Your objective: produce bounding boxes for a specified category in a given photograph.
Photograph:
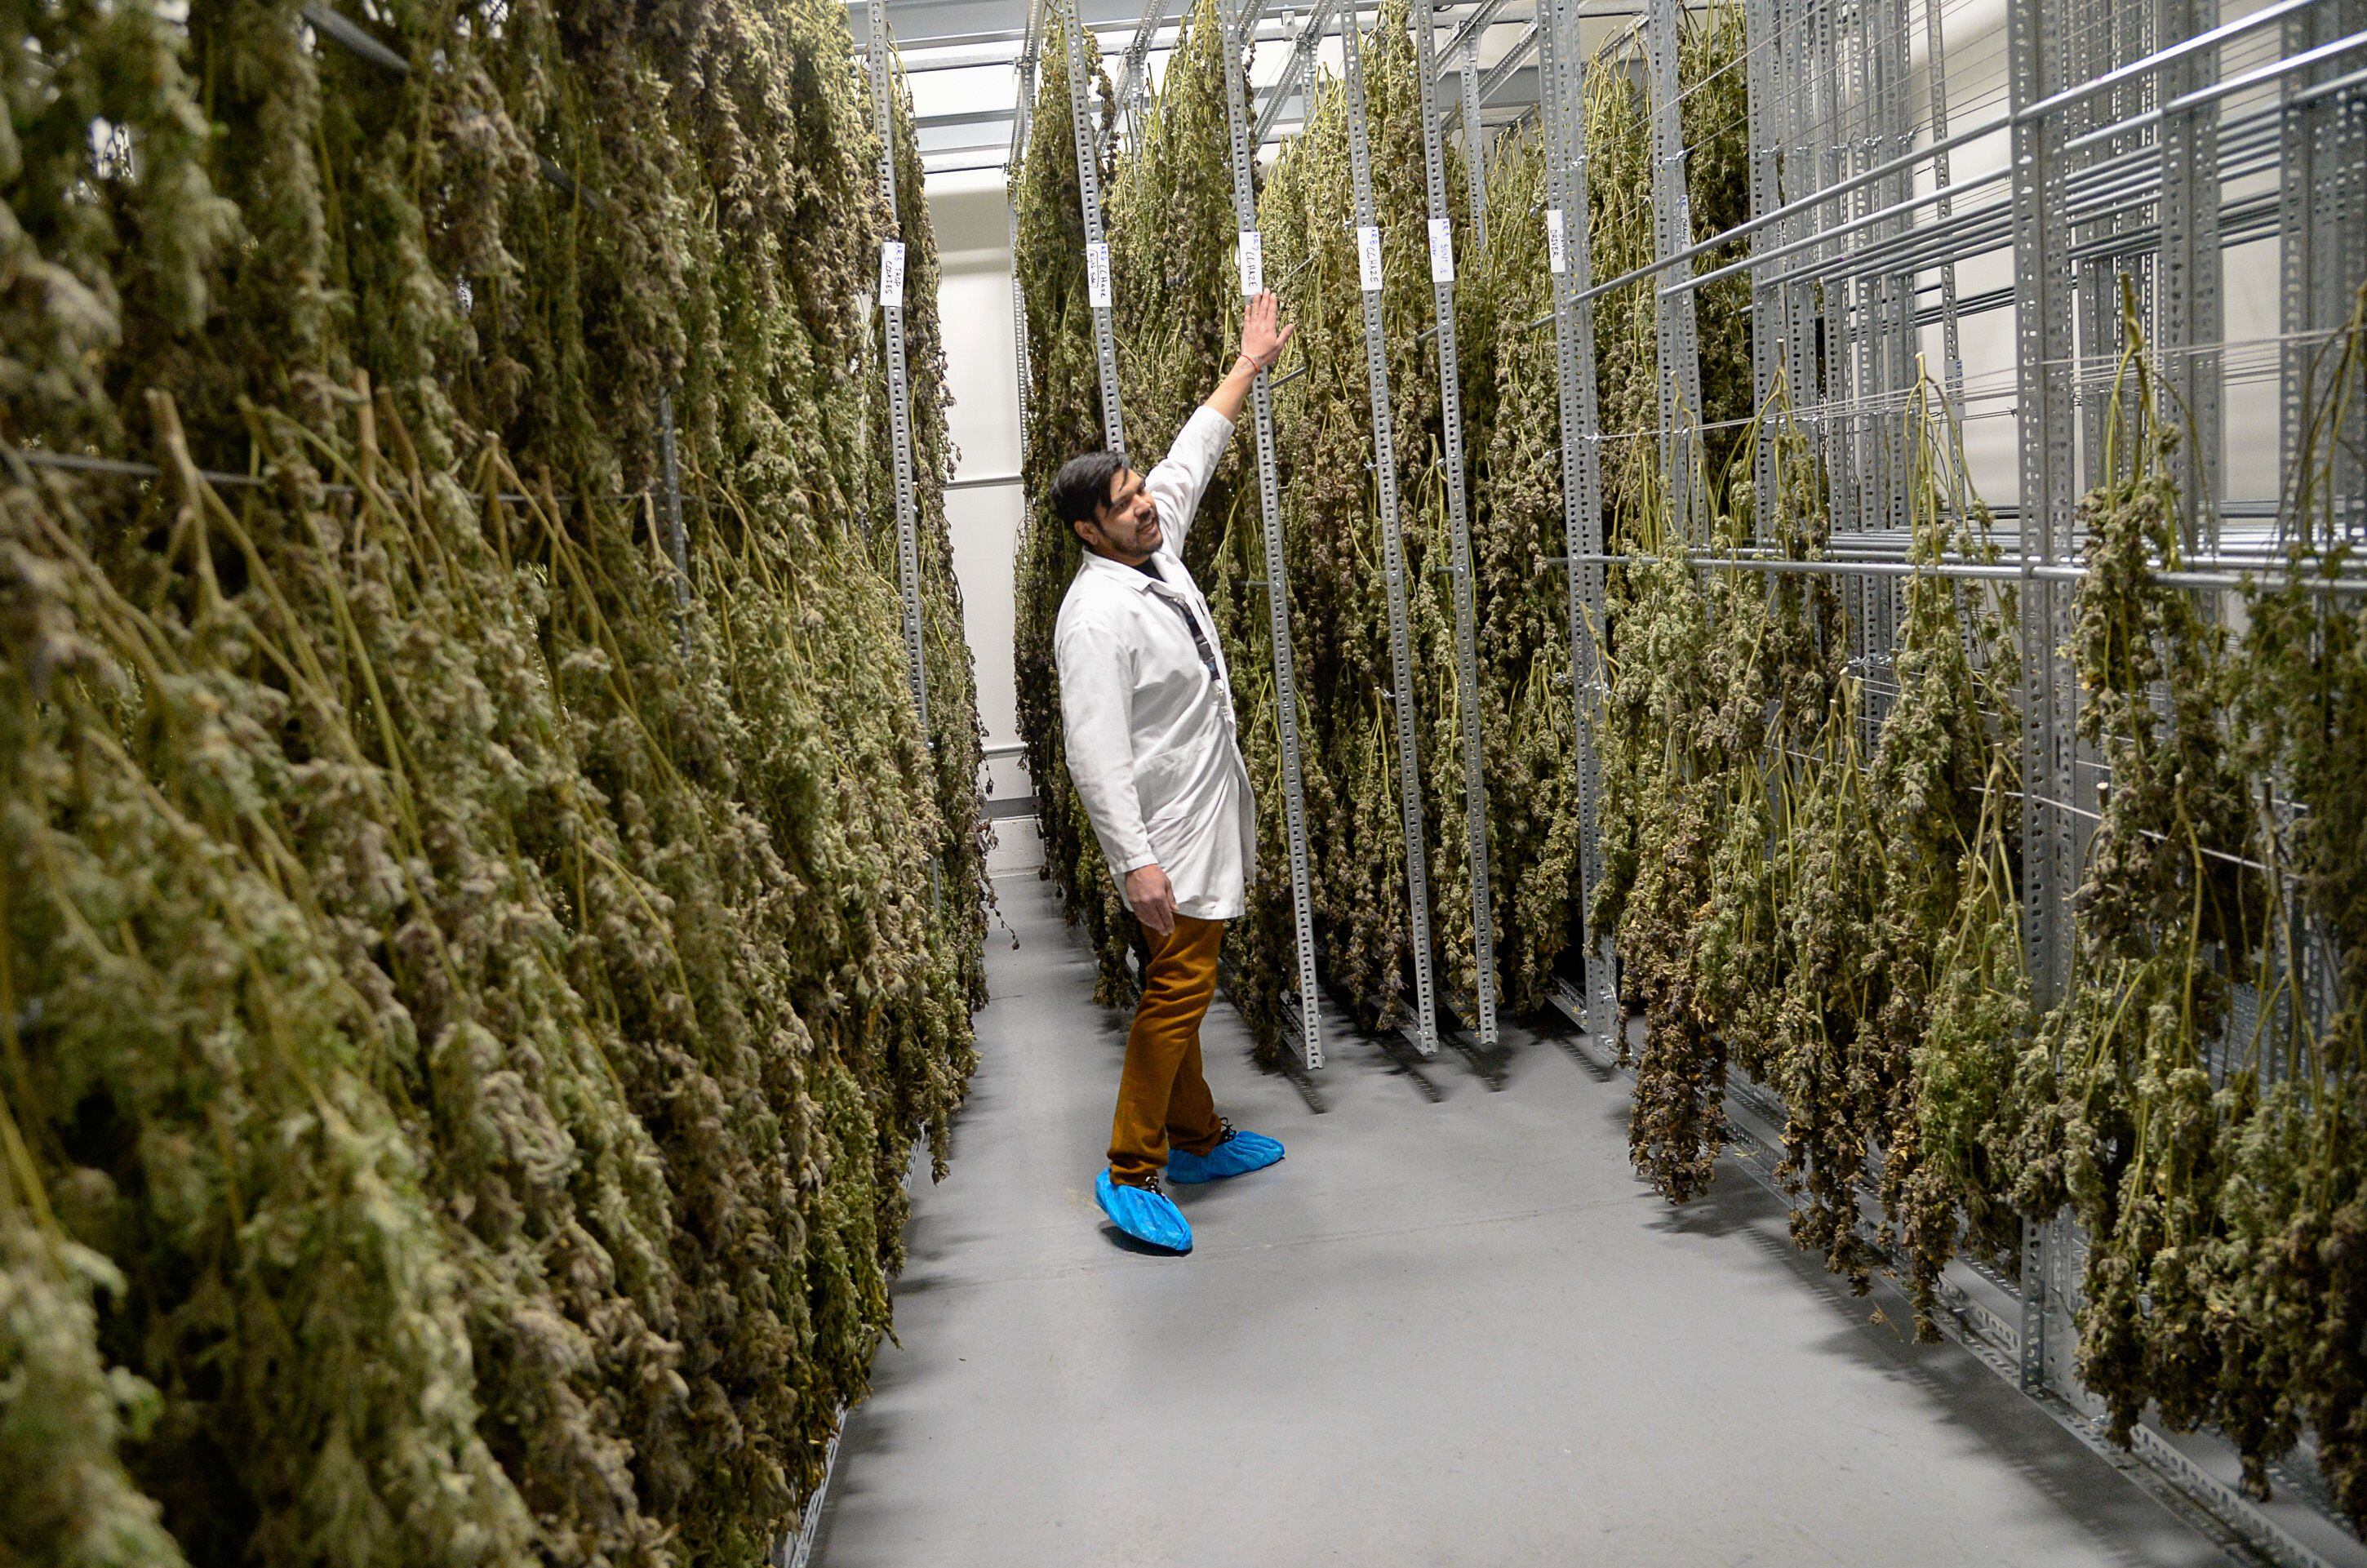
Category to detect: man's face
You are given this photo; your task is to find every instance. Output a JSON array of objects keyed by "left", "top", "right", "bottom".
[{"left": 1079, "top": 469, "right": 1161, "bottom": 562}]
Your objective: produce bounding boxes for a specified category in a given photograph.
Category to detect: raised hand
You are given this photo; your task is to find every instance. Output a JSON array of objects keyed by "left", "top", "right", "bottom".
[{"left": 1241, "top": 290, "right": 1297, "bottom": 371}]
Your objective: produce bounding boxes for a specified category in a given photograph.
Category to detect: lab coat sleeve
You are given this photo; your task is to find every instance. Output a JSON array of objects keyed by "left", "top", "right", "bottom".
[
  {"left": 1056, "top": 615, "right": 1159, "bottom": 878},
  {"left": 1142, "top": 404, "right": 1237, "bottom": 560}
]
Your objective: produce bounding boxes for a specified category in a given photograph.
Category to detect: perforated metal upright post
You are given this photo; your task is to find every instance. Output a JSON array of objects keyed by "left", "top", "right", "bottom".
[
  {"left": 1104, "top": 0, "right": 1172, "bottom": 158},
  {"left": 2069, "top": 0, "right": 2116, "bottom": 500},
  {"left": 1255, "top": 0, "right": 1341, "bottom": 145},
  {"left": 1742, "top": 0, "right": 1783, "bottom": 533},
  {"left": 1838, "top": 0, "right": 1880, "bottom": 712},
  {"left": 1062, "top": 0, "right": 1130, "bottom": 460},
  {"left": 1924, "top": 0, "right": 1965, "bottom": 406},
  {"left": 1813, "top": 0, "right": 1859, "bottom": 541},
  {"left": 657, "top": 389, "right": 693, "bottom": 655},
  {"left": 1010, "top": 187, "right": 1033, "bottom": 456},
  {"left": 2008, "top": 0, "right": 2076, "bottom": 1397},
  {"left": 1459, "top": 40, "right": 1490, "bottom": 255},
  {"left": 1219, "top": 0, "right": 1324, "bottom": 1072},
  {"left": 1846, "top": 0, "right": 1881, "bottom": 540},
  {"left": 1878, "top": 0, "right": 1916, "bottom": 690},
  {"left": 870, "top": 11, "right": 930, "bottom": 734},
  {"left": 1543, "top": 0, "right": 1617, "bottom": 1058},
  {"left": 1645, "top": 0, "right": 1707, "bottom": 535},
  {"left": 1341, "top": 2, "right": 1441, "bottom": 1056},
  {"left": 1876, "top": 0, "right": 1916, "bottom": 534},
  {"left": 1412, "top": 0, "right": 1500, "bottom": 1045},
  {"left": 1012, "top": 7, "right": 1043, "bottom": 469},
  {"left": 1871, "top": 0, "right": 1915, "bottom": 589},
  {"left": 2277, "top": 0, "right": 2367, "bottom": 545},
  {"left": 1779, "top": 0, "right": 1823, "bottom": 443},
  {"left": 2156, "top": 0, "right": 2221, "bottom": 554}
]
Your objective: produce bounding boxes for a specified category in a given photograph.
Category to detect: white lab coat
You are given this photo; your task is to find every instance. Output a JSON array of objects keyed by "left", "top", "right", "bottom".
[{"left": 1055, "top": 406, "right": 1256, "bottom": 921}]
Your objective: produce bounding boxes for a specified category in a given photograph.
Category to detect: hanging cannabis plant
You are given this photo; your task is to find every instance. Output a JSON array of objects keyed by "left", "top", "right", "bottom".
[
  {"left": 1256, "top": 0, "right": 1447, "bottom": 1037},
  {"left": 1111, "top": 0, "right": 1244, "bottom": 589},
  {"left": 1580, "top": 5, "right": 1752, "bottom": 530},
  {"left": 2215, "top": 286, "right": 2367, "bottom": 1521},
  {"left": 1459, "top": 128, "right": 1588, "bottom": 1016},
  {"left": 1, "top": 4, "right": 980, "bottom": 1566},
  {"left": 2005, "top": 304, "right": 2261, "bottom": 1450},
  {"left": 1867, "top": 384, "right": 2028, "bottom": 1334},
  {"left": 1592, "top": 362, "right": 1833, "bottom": 1208}
]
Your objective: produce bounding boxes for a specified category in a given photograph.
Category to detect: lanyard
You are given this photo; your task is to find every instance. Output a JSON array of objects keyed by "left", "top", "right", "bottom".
[{"left": 1135, "top": 560, "right": 1223, "bottom": 686}]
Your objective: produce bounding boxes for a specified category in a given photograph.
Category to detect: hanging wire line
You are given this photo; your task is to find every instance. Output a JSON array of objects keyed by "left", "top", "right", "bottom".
[{"left": 2, "top": 442, "right": 645, "bottom": 510}]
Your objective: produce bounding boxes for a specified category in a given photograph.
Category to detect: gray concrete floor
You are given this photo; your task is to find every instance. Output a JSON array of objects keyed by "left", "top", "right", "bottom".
[{"left": 811, "top": 871, "right": 2227, "bottom": 1568}]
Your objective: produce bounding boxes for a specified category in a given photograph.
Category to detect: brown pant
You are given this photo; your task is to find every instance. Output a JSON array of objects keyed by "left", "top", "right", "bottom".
[{"left": 1108, "top": 914, "right": 1227, "bottom": 1186}]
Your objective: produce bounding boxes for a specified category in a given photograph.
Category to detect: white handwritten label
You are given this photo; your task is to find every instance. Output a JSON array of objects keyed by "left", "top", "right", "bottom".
[
  {"left": 1357, "top": 224, "right": 1383, "bottom": 292},
  {"left": 1546, "top": 209, "right": 1568, "bottom": 275},
  {"left": 1237, "top": 230, "right": 1264, "bottom": 295},
  {"left": 1086, "top": 240, "right": 1112, "bottom": 308},
  {"left": 1427, "top": 217, "right": 1455, "bottom": 283},
  {"left": 879, "top": 242, "right": 907, "bottom": 308}
]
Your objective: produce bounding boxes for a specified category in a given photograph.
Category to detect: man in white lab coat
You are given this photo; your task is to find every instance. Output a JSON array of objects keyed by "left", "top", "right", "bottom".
[{"left": 1051, "top": 291, "right": 1296, "bottom": 1255}]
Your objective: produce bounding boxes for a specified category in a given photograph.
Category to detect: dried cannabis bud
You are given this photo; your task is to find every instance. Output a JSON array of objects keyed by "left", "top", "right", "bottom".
[{"left": 2, "top": 4, "right": 982, "bottom": 1563}]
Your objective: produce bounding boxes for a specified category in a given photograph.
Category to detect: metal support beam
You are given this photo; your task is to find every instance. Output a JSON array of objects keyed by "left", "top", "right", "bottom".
[
  {"left": 1341, "top": 0, "right": 1442, "bottom": 1056},
  {"left": 1567, "top": 0, "right": 2326, "bottom": 308},
  {"left": 871, "top": 14, "right": 932, "bottom": 735},
  {"left": 1010, "top": 8, "right": 1041, "bottom": 470},
  {"left": 2278, "top": 2, "right": 2367, "bottom": 544},
  {"left": 1061, "top": 0, "right": 1130, "bottom": 458},
  {"left": 1443, "top": 0, "right": 1512, "bottom": 60},
  {"left": 656, "top": 389, "right": 694, "bottom": 660},
  {"left": 1925, "top": 0, "right": 1965, "bottom": 402},
  {"left": 1255, "top": 0, "right": 1343, "bottom": 145},
  {"left": 1220, "top": 0, "right": 1326, "bottom": 1071},
  {"left": 1479, "top": 20, "right": 1540, "bottom": 102},
  {"left": 1414, "top": 0, "right": 1501, "bottom": 1044},
  {"left": 1459, "top": 39, "right": 1490, "bottom": 254},
  {"left": 1541, "top": 0, "right": 1617, "bottom": 1057},
  {"left": 1741, "top": 0, "right": 1782, "bottom": 537},
  {"left": 1102, "top": 0, "right": 1172, "bottom": 157},
  {"left": 2157, "top": 0, "right": 2223, "bottom": 553},
  {"left": 1644, "top": 0, "right": 1706, "bottom": 534},
  {"left": 2008, "top": 0, "right": 2074, "bottom": 1397}
]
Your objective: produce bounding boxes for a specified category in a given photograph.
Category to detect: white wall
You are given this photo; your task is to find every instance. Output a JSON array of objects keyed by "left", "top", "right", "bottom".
[{"left": 926, "top": 167, "right": 1039, "bottom": 870}]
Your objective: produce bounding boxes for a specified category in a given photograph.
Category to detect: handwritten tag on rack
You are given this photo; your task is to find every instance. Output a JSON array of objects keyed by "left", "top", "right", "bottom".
[
  {"left": 1357, "top": 225, "right": 1383, "bottom": 293},
  {"left": 1546, "top": 209, "right": 1568, "bottom": 276},
  {"left": 879, "top": 241, "right": 906, "bottom": 308},
  {"left": 1086, "top": 241, "right": 1112, "bottom": 309},
  {"left": 1428, "top": 218, "right": 1455, "bottom": 284},
  {"left": 1238, "top": 230, "right": 1264, "bottom": 296}
]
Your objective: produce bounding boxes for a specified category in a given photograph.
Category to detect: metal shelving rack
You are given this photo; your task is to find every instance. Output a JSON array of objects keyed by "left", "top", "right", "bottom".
[
  {"left": 1001, "top": 0, "right": 2367, "bottom": 1554},
  {"left": 1525, "top": 0, "right": 2367, "bottom": 1560}
]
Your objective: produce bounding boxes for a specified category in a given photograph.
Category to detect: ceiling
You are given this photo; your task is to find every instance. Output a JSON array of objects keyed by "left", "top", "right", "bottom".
[{"left": 860, "top": 0, "right": 1567, "bottom": 178}]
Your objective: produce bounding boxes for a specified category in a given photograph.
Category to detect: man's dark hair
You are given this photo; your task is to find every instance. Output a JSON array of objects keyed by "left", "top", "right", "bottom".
[{"left": 1051, "top": 450, "right": 1127, "bottom": 537}]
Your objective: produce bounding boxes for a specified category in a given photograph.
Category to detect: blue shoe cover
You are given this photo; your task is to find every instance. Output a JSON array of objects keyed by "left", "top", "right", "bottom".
[
  {"left": 1165, "top": 1122, "right": 1286, "bottom": 1184},
  {"left": 1095, "top": 1170, "right": 1192, "bottom": 1253}
]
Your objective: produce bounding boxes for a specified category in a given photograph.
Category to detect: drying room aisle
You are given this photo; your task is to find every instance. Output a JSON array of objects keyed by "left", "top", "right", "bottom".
[{"left": 809, "top": 873, "right": 2224, "bottom": 1568}]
